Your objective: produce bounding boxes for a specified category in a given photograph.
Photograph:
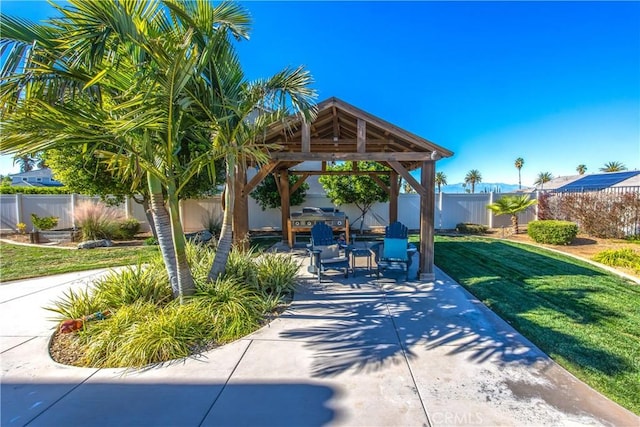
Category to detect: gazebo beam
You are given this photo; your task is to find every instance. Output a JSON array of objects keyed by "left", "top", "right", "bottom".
[
  {"left": 357, "top": 118, "right": 366, "bottom": 153},
  {"left": 272, "top": 152, "right": 435, "bottom": 162},
  {"left": 387, "top": 160, "right": 428, "bottom": 196},
  {"left": 290, "top": 173, "right": 310, "bottom": 194},
  {"left": 289, "top": 170, "right": 390, "bottom": 176},
  {"left": 370, "top": 174, "right": 390, "bottom": 195},
  {"left": 244, "top": 160, "right": 279, "bottom": 195}
]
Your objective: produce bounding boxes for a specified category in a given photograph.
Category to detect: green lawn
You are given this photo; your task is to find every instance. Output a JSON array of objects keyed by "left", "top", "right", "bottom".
[
  {"left": 0, "top": 243, "right": 160, "bottom": 282},
  {"left": 434, "top": 235, "right": 640, "bottom": 414},
  {"left": 0, "top": 236, "right": 283, "bottom": 283}
]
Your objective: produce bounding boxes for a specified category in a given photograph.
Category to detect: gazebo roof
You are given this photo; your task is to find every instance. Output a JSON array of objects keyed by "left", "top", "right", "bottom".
[{"left": 263, "top": 97, "right": 453, "bottom": 171}]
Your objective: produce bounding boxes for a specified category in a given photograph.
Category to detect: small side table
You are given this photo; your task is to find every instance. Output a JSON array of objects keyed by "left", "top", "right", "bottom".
[{"left": 351, "top": 247, "right": 373, "bottom": 276}]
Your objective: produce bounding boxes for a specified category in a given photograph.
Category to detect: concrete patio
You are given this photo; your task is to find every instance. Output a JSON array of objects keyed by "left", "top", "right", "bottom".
[{"left": 1, "top": 250, "right": 638, "bottom": 426}]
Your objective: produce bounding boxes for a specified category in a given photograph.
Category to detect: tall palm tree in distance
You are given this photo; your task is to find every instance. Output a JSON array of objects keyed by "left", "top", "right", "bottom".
[
  {"left": 600, "top": 161, "right": 627, "bottom": 172},
  {"left": 13, "top": 155, "right": 35, "bottom": 172},
  {"left": 435, "top": 171, "right": 447, "bottom": 193},
  {"left": 576, "top": 164, "right": 587, "bottom": 175},
  {"left": 402, "top": 179, "right": 416, "bottom": 194},
  {"left": 534, "top": 172, "right": 553, "bottom": 190},
  {"left": 514, "top": 157, "right": 524, "bottom": 189},
  {"left": 464, "top": 169, "right": 482, "bottom": 193}
]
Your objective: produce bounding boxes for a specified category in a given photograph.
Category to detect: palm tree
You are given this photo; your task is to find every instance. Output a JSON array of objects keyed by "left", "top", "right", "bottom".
[
  {"left": 206, "top": 60, "right": 316, "bottom": 281},
  {"left": 576, "top": 164, "right": 587, "bottom": 175},
  {"left": 0, "top": 0, "right": 271, "bottom": 299},
  {"left": 487, "top": 195, "right": 537, "bottom": 234},
  {"left": 435, "top": 171, "right": 447, "bottom": 193},
  {"left": 600, "top": 161, "right": 627, "bottom": 172},
  {"left": 13, "top": 155, "right": 35, "bottom": 172},
  {"left": 402, "top": 179, "right": 416, "bottom": 194},
  {"left": 464, "top": 169, "right": 482, "bottom": 193},
  {"left": 514, "top": 157, "right": 524, "bottom": 189},
  {"left": 534, "top": 172, "right": 553, "bottom": 190}
]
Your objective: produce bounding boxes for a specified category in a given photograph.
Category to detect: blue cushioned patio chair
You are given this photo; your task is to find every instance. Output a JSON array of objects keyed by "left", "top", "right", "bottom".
[
  {"left": 374, "top": 221, "right": 411, "bottom": 280},
  {"left": 308, "top": 223, "right": 350, "bottom": 282}
]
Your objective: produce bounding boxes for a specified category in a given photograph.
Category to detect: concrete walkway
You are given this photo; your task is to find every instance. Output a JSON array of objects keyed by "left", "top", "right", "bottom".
[{"left": 1, "top": 254, "right": 638, "bottom": 426}]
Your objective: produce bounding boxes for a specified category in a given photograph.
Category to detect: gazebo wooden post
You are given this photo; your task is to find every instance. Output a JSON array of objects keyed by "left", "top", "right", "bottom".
[
  {"left": 233, "top": 162, "right": 249, "bottom": 249},
  {"left": 389, "top": 170, "right": 399, "bottom": 223},
  {"left": 419, "top": 161, "right": 436, "bottom": 281},
  {"left": 279, "top": 169, "right": 291, "bottom": 244}
]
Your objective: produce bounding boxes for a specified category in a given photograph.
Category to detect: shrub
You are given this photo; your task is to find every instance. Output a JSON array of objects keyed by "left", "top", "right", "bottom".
[
  {"left": 184, "top": 242, "right": 217, "bottom": 283},
  {"left": 223, "top": 246, "right": 259, "bottom": 287},
  {"left": 540, "top": 191, "right": 640, "bottom": 239},
  {"left": 204, "top": 214, "right": 222, "bottom": 238},
  {"left": 625, "top": 235, "right": 640, "bottom": 244},
  {"left": 112, "top": 218, "right": 141, "bottom": 240},
  {"left": 0, "top": 186, "right": 70, "bottom": 194},
  {"left": 144, "top": 236, "right": 158, "bottom": 246},
  {"left": 255, "top": 253, "right": 300, "bottom": 295},
  {"left": 46, "top": 287, "right": 104, "bottom": 321},
  {"left": 79, "top": 301, "right": 159, "bottom": 367},
  {"left": 74, "top": 200, "right": 122, "bottom": 240},
  {"left": 593, "top": 248, "right": 640, "bottom": 274},
  {"left": 195, "top": 278, "right": 265, "bottom": 342},
  {"left": 47, "top": 241, "right": 301, "bottom": 368},
  {"left": 16, "top": 222, "right": 27, "bottom": 234},
  {"left": 92, "top": 263, "right": 172, "bottom": 308},
  {"left": 527, "top": 220, "right": 578, "bottom": 245},
  {"left": 30, "top": 213, "right": 59, "bottom": 230},
  {"left": 455, "top": 223, "right": 488, "bottom": 234}
]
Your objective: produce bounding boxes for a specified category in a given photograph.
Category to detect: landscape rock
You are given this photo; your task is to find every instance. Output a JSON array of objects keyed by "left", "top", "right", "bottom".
[
  {"left": 77, "top": 239, "right": 114, "bottom": 249},
  {"left": 185, "top": 230, "right": 213, "bottom": 244}
]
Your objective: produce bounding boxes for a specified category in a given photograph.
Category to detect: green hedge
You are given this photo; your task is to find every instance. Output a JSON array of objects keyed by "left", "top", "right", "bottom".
[
  {"left": 527, "top": 220, "right": 578, "bottom": 245},
  {"left": 0, "top": 186, "right": 70, "bottom": 194},
  {"left": 455, "top": 223, "right": 488, "bottom": 234}
]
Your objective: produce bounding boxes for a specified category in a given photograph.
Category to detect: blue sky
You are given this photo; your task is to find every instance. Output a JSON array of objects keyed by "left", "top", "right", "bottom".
[{"left": 1, "top": 1, "right": 639, "bottom": 187}]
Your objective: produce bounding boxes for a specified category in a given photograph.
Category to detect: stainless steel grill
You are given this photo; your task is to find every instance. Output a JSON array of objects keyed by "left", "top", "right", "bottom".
[
  {"left": 290, "top": 207, "right": 347, "bottom": 227},
  {"left": 287, "top": 207, "right": 350, "bottom": 247}
]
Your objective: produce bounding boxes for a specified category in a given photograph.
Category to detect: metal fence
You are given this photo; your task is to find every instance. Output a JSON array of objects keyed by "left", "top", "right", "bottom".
[{"left": 1, "top": 192, "right": 538, "bottom": 234}]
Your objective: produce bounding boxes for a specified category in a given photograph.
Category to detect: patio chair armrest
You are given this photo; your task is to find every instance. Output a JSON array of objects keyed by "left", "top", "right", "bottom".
[
  {"left": 370, "top": 242, "right": 382, "bottom": 263},
  {"left": 381, "top": 257, "right": 408, "bottom": 262},
  {"left": 340, "top": 244, "right": 352, "bottom": 256}
]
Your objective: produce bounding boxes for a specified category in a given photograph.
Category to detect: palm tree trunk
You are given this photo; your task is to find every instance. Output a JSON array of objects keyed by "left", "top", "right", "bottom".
[
  {"left": 147, "top": 172, "right": 178, "bottom": 292},
  {"left": 140, "top": 197, "right": 158, "bottom": 239},
  {"left": 511, "top": 214, "right": 519, "bottom": 234},
  {"left": 208, "top": 157, "right": 235, "bottom": 282},
  {"left": 518, "top": 170, "right": 522, "bottom": 190},
  {"left": 166, "top": 181, "right": 195, "bottom": 301}
]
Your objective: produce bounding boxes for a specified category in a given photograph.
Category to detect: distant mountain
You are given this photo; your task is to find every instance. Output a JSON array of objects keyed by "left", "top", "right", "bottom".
[{"left": 437, "top": 182, "right": 525, "bottom": 194}]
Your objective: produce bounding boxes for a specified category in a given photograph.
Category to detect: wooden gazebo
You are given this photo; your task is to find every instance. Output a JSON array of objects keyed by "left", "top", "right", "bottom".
[{"left": 233, "top": 97, "right": 453, "bottom": 280}]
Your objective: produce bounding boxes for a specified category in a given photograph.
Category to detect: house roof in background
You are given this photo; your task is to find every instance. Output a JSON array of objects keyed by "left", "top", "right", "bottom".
[
  {"left": 556, "top": 170, "right": 640, "bottom": 192},
  {"left": 540, "top": 174, "right": 584, "bottom": 190},
  {"left": 9, "top": 168, "right": 56, "bottom": 178}
]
